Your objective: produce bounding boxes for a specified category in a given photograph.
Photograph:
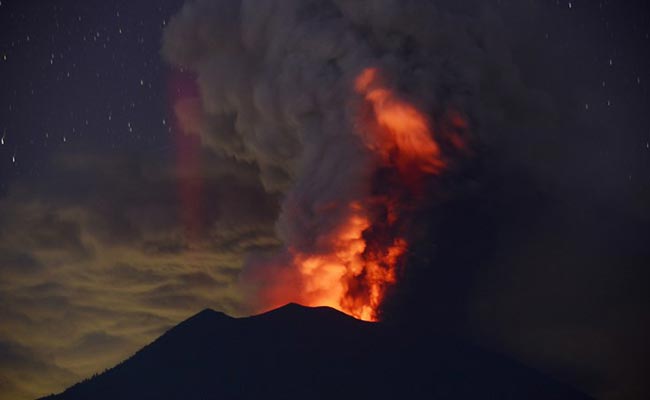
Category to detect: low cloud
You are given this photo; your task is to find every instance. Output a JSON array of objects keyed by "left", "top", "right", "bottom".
[
  {"left": 0, "top": 147, "right": 279, "bottom": 399},
  {"left": 0, "top": 339, "right": 78, "bottom": 400}
]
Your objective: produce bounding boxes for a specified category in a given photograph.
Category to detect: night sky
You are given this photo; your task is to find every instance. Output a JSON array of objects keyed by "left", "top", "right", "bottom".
[{"left": 1, "top": 1, "right": 649, "bottom": 400}]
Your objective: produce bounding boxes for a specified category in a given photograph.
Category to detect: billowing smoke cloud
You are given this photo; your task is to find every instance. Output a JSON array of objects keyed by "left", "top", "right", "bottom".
[{"left": 162, "top": 0, "right": 545, "bottom": 319}]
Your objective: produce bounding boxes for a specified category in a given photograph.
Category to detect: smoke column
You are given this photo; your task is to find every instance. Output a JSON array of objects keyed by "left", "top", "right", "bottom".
[{"left": 163, "top": 0, "right": 538, "bottom": 320}]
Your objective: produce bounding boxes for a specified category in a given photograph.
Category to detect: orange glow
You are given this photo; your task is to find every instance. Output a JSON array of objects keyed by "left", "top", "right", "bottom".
[
  {"left": 355, "top": 67, "right": 445, "bottom": 175},
  {"left": 169, "top": 70, "right": 205, "bottom": 245},
  {"left": 289, "top": 203, "right": 407, "bottom": 321},
  {"left": 262, "top": 67, "right": 466, "bottom": 321}
]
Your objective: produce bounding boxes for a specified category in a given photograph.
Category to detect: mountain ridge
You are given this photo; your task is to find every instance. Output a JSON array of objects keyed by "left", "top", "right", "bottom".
[{"left": 40, "top": 303, "right": 593, "bottom": 400}]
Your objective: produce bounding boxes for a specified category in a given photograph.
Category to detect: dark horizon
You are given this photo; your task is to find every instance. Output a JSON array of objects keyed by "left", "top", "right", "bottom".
[{"left": 39, "top": 302, "right": 595, "bottom": 400}]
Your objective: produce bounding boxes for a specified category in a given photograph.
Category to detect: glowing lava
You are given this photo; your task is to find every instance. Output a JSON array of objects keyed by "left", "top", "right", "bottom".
[
  {"left": 272, "top": 67, "right": 454, "bottom": 321},
  {"left": 290, "top": 202, "right": 407, "bottom": 321},
  {"left": 354, "top": 67, "right": 445, "bottom": 175}
]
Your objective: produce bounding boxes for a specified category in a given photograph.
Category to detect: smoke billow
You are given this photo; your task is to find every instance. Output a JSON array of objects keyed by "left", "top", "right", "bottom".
[{"left": 162, "top": 0, "right": 542, "bottom": 320}]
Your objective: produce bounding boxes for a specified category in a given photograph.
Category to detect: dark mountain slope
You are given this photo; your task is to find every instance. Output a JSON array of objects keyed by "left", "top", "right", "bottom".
[{"left": 41, "top": 303, "right": 592, "bottom": 400}]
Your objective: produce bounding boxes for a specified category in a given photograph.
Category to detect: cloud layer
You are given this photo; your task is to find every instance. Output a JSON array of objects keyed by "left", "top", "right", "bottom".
[{"left": 0, "top": 147, "right": 280, "bottom": 399}]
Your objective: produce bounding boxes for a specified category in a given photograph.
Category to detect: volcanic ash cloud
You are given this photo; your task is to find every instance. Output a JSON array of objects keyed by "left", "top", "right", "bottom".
[{"left": 162, "top": 0, "right": 539, "bottom": 320}]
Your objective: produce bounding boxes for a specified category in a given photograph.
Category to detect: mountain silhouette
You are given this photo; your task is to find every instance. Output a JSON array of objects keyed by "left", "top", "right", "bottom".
[{"left": 40, "top": 303, "right": 592, "bottom": 400}]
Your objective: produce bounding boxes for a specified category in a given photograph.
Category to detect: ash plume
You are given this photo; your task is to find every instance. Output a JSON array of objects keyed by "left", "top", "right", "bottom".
[{"left": 162, "top": 0, "right": 544, "bottom": 319}]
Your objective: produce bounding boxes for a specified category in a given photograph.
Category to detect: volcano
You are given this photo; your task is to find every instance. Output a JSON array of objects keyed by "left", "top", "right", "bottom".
[{"left": 40, "top": 304, "right": 591, "bottom": 400}]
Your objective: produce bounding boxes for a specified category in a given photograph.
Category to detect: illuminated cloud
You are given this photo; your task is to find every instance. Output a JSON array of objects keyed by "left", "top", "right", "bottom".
[{"left": 0, "top": 148, "right": 279, "bottom": 399}]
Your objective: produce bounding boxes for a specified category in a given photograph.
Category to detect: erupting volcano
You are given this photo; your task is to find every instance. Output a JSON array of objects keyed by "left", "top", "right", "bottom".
[
  {"left": 161, "top": 0, "right": 481, "bottom": 323},
  {"left": 259, "top": 68, "right": 466, "bottom": 321}
]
